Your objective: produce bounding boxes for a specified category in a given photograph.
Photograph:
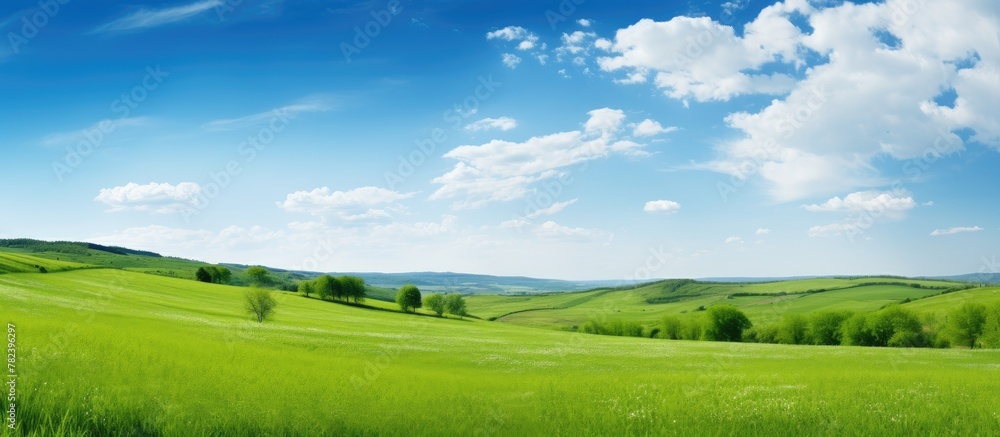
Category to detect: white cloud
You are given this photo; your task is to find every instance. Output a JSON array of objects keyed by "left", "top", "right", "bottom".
[
  {"left": 722, "top": 0, "right": 749, "bottom": 15},
  {"left": 631, "top": 119, "right": 677, "bottom": 137},
  {"left": 535, "top": 221, "right": 610, "bottom": 242},
  {"left": 277, "top": 186, "right": 414, "bottom": 219},
  {"left": 698, "top": 0, "right": 1000, "bottom": 201},
  {"left": 930, "top": 226, "right": 984, "bottom": 237},
  {"left": 40, "top": 117, "right": 149, "bottom": 147},
  {"left": 725, "top": 236, "right": 744, "bottom": 244},
  {"left": 756, "top": 228, "right": 771, "bottom": 235},
  {"left": 487, "top": 26, "right": 539, "bottom": 50},
  {"left": 501, "top": 53, "right": 522, "bottom": 69},
  {"left": 808, "top": 223, "right": 855, "bottom": 238},
  {"left": 923, "top": 201, "right": 935, "bottom": 207},
  {"left": 803, "top": 190, "right": 916, "bottom": 214},
  {"left": 643, "top": 200, "right": 681, "bottom": 214},
  {"left": 431, "top": 108, "right": 636, "bottom": 209},
  {"left": 556, "top": 31, "right": 598, "bottom": 63},
  {"left": 465, "top": 117, "right": 518, "bottom": 132},
  {"left": 94, "top": 182, "right": 202, "bottom": 213},
  {"left": 610, "top": 140, "right": 650, "bottom": 157},
  {"left": 596, "top": 10, "right": 805, "bottom": 102},
  {"left": 93, "top": 0, "right": 223, "bottom": 33},
  {"left": 578, "top": 19, "right": 592, "bottom": 27},
  {"left": 202, "top": 97, "right": 331, "bottom": 131},
  {"left": 526, "top": 199, "right": 578, "bottom": 219}
]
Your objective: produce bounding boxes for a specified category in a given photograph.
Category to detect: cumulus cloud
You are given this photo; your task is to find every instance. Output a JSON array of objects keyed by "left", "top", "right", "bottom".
[
  {"left": 465, "top": 117, "right": 518, "bottom": 132},
  {"left": 696, "top": 0, "right": 999, "bottom": 200},
  {"left": 756, "top": 228, "right": 771, "bottom": 235},
  {"left": 277, "top": 186, "right": 414, "bottom": 220},
  {"left": 596, "top": 9, "right": 805, "bottom": 101},
  {"left": 487, "top": 26, "right": 539, "bottom": 50},
  {"left": 930, "top": 226, "right": 984, "bottom": 236},
  {"left": 94, "top": 182, "right": 203, "bottom": 213},
  {"left": 803, "top": 190, "right": 916, "bottom": 214},
  {"left": 501, "top": 53, "right": 522, "bottom": 69},
  {"left": 725, "top": 236, "right": 744, "bottom": 244},
  {"left": 631, "top": 119, "right": 677, "bottom": 137},
  {"left": 643, "top": 200, "right": 681, "bottom": 214},
  {"left": 431, "top": 108, "right": 646, "bottom": 209}
]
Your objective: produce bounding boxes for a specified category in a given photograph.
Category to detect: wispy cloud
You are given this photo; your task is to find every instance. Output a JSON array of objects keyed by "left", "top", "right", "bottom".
[
  {"left": 40, "top": 117, "right": 150, "bottom": 148},
  {"left": 92, "top": 0, "right": 223, "bottom": 33},
  {"left": 930, "top": 226, "right": 983, "bottom": 237},
  {"left": 202, "top": 97, "right": 331, "bottom": 131}
]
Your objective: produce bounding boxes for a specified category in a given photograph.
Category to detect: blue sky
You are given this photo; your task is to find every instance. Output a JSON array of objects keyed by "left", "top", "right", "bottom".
[{"left": 1, "top": 0, "right": 998, "bottom": 280}]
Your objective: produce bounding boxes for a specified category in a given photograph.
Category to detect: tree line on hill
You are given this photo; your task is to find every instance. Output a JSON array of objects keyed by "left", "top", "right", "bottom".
[
  {"left": 581, "top": 302, "right": 1000, "bottom": 349},
  {"left": 394, "top": 284, "right": 468, "bottom": 318}
]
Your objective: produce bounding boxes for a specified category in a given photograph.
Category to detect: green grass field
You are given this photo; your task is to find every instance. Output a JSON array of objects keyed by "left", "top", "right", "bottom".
[
  {"left": 2, "top": 268, "right": 1000, "bottom": 435},
  {"left": 467, "top": 278, "right": 985, "bottom": 329},
  {"left": 0, "top": 252, "right": 92, "bottom": 274}
]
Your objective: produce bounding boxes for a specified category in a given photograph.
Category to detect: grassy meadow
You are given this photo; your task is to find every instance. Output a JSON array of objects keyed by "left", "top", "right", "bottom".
[
  {"left": 467, "top": 278, "right": 986, "bottom": 329},
  {"left": 2, "top": 267, "right": 1000, "bottom": 436}
]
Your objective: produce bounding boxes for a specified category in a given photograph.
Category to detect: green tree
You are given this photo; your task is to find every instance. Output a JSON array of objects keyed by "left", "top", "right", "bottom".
[
  {"left": 298, "top": 281, "right": 314, "bottom": 298},
  {"left": 703, "top": 305, "right": 752, "bottom": 342},
  {"left": 340, "top": 275, "right": 367, "bottom": 303},
  {"left": 946, "top": 302, "right": 988, "bottom": 348},
  {"left": 809, "top": 311, "right": 852, "bottom": 345},
  {"left": 659, "top": 315, "right": 683, "bottom": 340},
  {"left": 196, "top": 267, "right": 212, "bottom": 283},
  {"left": 314, "top": 275, "right": 340, "bottom": 301},
  {"left": 981, "top": 303, "right": 1000, "bottom": 348},
  {"left": 244, "top": 288, "right": 277, "bottom": 323},
  {"left": 396, "top": 284, "right": 422, "bottom": 313},
  {"left": 208, "top": 266, "right": 232, "bottom": 284},
  {"left": 424, "top": 293, "right": 446, "bottom": 316},
  {"left": 246, "top": 266, "right": 271, "bottom": 287},
  {"left": 444, "top": 293, "right": 467, "bottom": 319},
  {"left": 777, "top": 314, "right": 810, "bottom": 345},
  {"left": 841, "top": 313, "right": 875, "bottom": 346}
]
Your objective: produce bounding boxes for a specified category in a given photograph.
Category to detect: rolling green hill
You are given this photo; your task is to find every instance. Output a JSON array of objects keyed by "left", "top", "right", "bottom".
[
  {"left": 0, "top": 252, "right": 92, "bottom": 273},
  {"left": 2, "top": 267, "right": 999, "bottom": 436},
  {"left": 468, "top": 277, "right": 982, "bottom": 329}
]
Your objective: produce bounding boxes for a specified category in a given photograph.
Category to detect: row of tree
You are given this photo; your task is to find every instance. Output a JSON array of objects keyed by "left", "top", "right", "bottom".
[
  {"left": 394, "top": 284, "right": 468, "bottom": 318},
  {"left": 582, "top": 302, "right": 1000, "bottom": 349},
  {"left": 298, "top": 274, "right": 367, "bottom": 303},
  {"left": 196, "top": 266, "right": 232, "bottom": 284}
]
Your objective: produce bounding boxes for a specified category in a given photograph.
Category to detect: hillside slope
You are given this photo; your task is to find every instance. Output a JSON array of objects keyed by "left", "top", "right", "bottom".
[
  {"left": 467, "top": 277, "right": 985, "bottom": 329},
  {"left": 2, "top": 267, "right": 999, "bottom": 436}
]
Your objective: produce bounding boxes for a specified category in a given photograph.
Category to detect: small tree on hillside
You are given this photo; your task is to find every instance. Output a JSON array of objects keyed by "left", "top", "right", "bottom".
[
  {"left": 981, "top": 303, "right": 1000, "bottom": 348},
  {"left": 703, "top": 305, "right": 752, "bottom": 342},
  {"left": 340, "top": 275, "right": 367, "bottom": 303},
  {"left": 196, "top": 267, "right": 212, "bottom": 283},
  {"left": 208, "top": 266, "right": 232, "bottom": 284},
  {"left": 314, "top": 275, "right": 340, "bottom": 301},
  {"left": 244, "top": 288, "right": 277, "bottom": 323},
  {"left": 946, "top": 302, "right": 988, "bottom": 348},
  {"left": 298, "top": 280, "right": 314, "bottom": 298},
  {"left": 396, "top": 284, "right": 422, "bottom": 313},
  {"left": 424, "top": 293, "right": 446, "bottom": 316},
  {"left": 445, "top": 293, "right": 467, "bottom": 319},
  {"left": 246, "top": 266, "right": 272, "bottom": 287}
]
